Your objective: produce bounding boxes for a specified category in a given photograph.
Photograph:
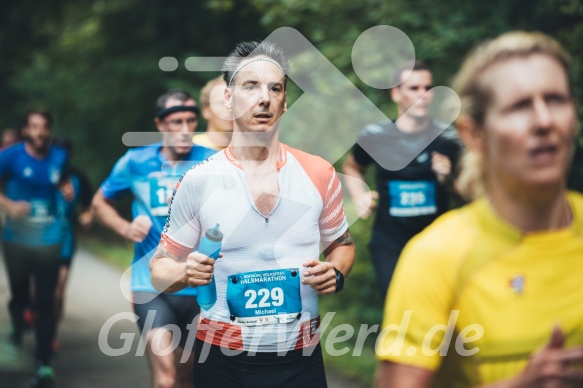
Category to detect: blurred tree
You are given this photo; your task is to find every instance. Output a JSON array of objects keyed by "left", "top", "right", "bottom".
[{"left": 0, "top": 0, "right": 69, "bottom": 127}]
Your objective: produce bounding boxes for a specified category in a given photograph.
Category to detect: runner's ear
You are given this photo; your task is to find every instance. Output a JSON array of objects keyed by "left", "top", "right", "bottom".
[
  {"left": 224, "top": 87, "right": 233, "bottom": 110},
  {"left": 154, "top": 117, "right": 164, "bottom": 133},
  {"left": 390, "top": 87, "right": 401, "bottom": 106}
]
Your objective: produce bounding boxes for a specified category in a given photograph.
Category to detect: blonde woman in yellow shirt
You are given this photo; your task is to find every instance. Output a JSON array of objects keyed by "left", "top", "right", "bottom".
[{"left": 377, "top": 31, "right": 583, "bottom": 387}]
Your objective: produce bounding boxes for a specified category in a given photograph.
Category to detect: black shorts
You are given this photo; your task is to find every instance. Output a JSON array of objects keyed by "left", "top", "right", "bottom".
[
  {"left": 132, "top": 292, "right": 200, "bottom": 350},
  {"left": 193, "top": 339, "right": 327, "bottom": 388}
]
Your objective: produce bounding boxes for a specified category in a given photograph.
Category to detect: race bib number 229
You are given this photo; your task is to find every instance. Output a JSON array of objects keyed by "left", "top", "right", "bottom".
[{"left": 226, "top": 268, "right": 302, "bottom": 326}]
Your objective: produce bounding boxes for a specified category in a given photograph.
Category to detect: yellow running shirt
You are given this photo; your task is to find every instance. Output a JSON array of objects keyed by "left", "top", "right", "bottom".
[{"left": 376, "top": 191, "right": 583, "bottom": 386}]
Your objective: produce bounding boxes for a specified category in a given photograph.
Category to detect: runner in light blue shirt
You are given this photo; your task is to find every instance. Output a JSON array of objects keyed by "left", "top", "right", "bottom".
[{"left": 92, "top": 90, "right": 216, "bottom": 387}]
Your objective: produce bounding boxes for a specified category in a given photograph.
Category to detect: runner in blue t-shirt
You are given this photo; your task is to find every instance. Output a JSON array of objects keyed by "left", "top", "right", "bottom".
[
  {"left": 0, "top": 108, "right": 70, "bottom": 387},
  {"left": 92, "top": 90, "right": 216, "bottom": 388}
]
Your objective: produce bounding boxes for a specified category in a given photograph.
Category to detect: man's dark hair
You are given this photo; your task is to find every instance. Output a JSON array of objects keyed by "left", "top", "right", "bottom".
[
  {"left": 222, "top": 41, "right": 290, "bottom": 89},
  {"left": 21, "top": 108, "right": 53, "bottom": 130},
  {"left": 155, "top": 90, "right": 195, "bottom": 113},
  {"left": 392, "top": 61, "right": 431, "bottom": 88}
]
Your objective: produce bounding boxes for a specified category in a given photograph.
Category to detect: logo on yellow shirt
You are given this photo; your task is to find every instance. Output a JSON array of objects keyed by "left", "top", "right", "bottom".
[{"left": 509, "top": 275, "right": 525, "bottom": 295}]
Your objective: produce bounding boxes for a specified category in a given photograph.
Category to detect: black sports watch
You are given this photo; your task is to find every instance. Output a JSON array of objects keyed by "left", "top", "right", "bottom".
[{"left": 333, "top": 267, "right": 344, "bottom": 293}]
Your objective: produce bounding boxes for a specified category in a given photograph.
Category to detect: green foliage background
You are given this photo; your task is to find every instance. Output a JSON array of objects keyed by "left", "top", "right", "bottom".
[{"left": 3, "top": 0, "right": 583, "bottom": 384}]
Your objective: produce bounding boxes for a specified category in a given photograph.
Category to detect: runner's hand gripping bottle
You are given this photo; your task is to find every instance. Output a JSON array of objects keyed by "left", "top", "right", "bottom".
[{"left": 195, "top": 224, "right": 223, "bottom": 310}]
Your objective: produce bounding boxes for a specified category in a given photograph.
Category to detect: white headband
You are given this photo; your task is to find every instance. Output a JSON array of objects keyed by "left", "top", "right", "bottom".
[{"left": 228, "top": 57, "right": 286, "bottom": 86}]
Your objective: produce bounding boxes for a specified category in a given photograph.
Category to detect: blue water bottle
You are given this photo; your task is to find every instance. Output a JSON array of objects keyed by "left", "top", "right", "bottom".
[{"left": 195, "top": 224, "right": 223, "bottom": 310}]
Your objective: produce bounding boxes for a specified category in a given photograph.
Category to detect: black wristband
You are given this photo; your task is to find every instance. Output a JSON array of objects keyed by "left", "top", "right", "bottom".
[{"left": 333, "top": 267, "right": 344, "bottom": 293}]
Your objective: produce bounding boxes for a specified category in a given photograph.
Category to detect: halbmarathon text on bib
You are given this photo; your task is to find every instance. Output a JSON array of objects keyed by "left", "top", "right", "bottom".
[{"left": 226, "top": 268, "right": 302, "bottom": 326}]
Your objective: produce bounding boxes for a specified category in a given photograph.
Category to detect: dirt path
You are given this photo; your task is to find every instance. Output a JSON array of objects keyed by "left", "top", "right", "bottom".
[{"left": 0, "top": 248, "right": 366, "bottom": 387}]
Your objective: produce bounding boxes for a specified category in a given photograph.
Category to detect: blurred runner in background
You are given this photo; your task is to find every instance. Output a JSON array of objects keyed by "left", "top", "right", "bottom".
[
  {"left": 0, "top": 108, "right": 71, "bottom": 387},
  {"left": 343, "top": 62, "right": 460, "bottom": 299},
  {"left": 192, "top": 76, "right": 233, "bottom": 151},
  {"left": 92, "top": 90, "right": 215, "bottom": 388}
]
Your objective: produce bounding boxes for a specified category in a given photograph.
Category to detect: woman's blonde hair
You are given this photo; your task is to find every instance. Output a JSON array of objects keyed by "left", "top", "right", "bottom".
[{"left": 452, "top": 31, "right": 572, "bottom": 201}]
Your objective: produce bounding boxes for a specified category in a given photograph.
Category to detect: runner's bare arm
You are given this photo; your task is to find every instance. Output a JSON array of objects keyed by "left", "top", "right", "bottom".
[
  {"left": 150, "top": 245, "right": 216, "bottom": 293},
  {"left": 342, "top": 154, "right": 378, "bottom": 219},
  {"left": 92, "top": 190, "right": 129, "bottom": 236},
  {"left": 0, "top": 192, "right": 30, "bottom": 220},
  {"left": 303, "top": 230, "right": 355, "bottom": 295},
  {"left": 149, "top": 245, "right": 189, "bottom": 293},
  {"left": 323, "top": 230, "right": 355, "bottom": 277},
  {"left": 92, "top": 189, "right": 151, "bottom": 243}
]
